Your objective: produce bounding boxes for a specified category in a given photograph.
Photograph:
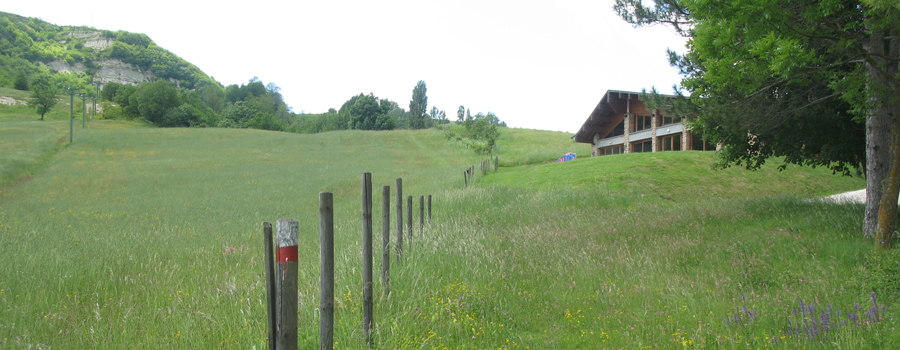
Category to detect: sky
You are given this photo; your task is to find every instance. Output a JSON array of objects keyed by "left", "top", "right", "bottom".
[{"left": 4, "top": 0, "right": 688, "bottom": 133}]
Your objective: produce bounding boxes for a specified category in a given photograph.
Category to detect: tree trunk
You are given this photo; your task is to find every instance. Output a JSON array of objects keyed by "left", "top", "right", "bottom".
[
  {"left": 877, "top": 115, "right": 900, "bottom": 248},
  {"left": 865, "top": 111, "right": 892, "bottom": 238},
  {"left": 863, "top": 28, "right": 894, "bottom": 238}
]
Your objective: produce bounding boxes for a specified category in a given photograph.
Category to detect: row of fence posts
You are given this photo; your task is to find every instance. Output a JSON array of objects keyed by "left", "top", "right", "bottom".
[
  {"left": 464, "top": 156, "right": 499, "bottom": 186},
  {"left": 263, "top": 174, "right": 433, "bottom": 349}
]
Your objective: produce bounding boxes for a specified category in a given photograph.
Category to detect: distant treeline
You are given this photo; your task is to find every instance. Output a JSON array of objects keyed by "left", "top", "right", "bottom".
[{"left": 95, "top": 78, "right": 503, "bottom": 137}]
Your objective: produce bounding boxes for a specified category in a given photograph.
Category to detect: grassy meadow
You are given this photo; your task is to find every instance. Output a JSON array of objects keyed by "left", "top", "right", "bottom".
[{"left": 0, "top": 107, "right": 896, "bottom": 349}]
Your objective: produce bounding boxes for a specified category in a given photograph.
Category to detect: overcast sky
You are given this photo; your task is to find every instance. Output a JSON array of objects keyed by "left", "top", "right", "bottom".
[{"left": 4, "top": 0, "right": 687, "bottom": 132}]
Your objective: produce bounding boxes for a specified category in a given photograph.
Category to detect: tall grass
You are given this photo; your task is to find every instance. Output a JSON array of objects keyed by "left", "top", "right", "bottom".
[
  {"left": 491, "top": 128, "right": 590, "bottom": 167},
  {"left": 0, "top": 121, "right": 892, "bottom": 349}
]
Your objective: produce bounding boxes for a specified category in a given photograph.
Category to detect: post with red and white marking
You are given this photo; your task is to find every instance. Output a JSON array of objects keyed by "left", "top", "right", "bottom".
[{"left": 275, "top": 218, "right": 299, "bottom": 349}]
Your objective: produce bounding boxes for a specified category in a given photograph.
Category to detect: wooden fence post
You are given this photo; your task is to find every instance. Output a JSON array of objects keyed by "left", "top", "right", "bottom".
[
  {"left": 361, "top": 173, "right": 373, "bottom": 346},
  {"left": 464, "top": 171, "right": 468, "bottom": 187},
  {"left": 419, "top": 196, "right": 424, "bottom": 236},
  {"left": 395, "top": 178, "right": 403, "bottom": 262},
  {"left": 427, "top": 195, "right": 432, "bottom": 225},
  {"left": 263, "top": 222, "right": 276, "bottom": 350},
  {"left": 406, "top": 196, "right": 413, "bottom": 242},
  {"left": 381, "top": 185, "right": 390, "bottom": 293},
  {"left": 319, "top": 193, "right": 334, "bottom": 350},
  {"left": 275, "top": 218, "right": 299, "bottom": 350}
]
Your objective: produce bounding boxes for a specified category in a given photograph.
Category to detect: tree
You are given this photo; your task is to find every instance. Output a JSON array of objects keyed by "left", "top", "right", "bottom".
[
  {"left": 198, "top": 84, "right": 225, "bottom": 113},
  {"left": 14, "top": 72, "right": 28, "bottom": 90},
  {"left": 408, "top": 80, "right": 428, "bottom": 129},
  {"left": 101, "top": 82, "right": 123, "bottom": 102},
  {"left": 130, "top": 80, "right": 181, "bottom": 124},
  {"left": 219, "top": 100, "right": 267, "bottom": 128},
  {"left": 616, "top": 0, "right": 900, "bottom": 245},
  {"left": 429, "top": 106, "right": 441, "bottom": 126},
  {"left": 457, "top": 105, "right": 465, "bottom": 123},
  {"left": 349, "top": 93, "right": 395, "bottom": 130},
  {"left": 26, "top": 73, "right": 57, "bottom": 120}
]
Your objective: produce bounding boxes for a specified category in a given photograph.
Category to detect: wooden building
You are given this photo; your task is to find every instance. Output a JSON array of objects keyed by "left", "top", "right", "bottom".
[{"left": 573, "top": 89, "right": 714, "bottom": 156}]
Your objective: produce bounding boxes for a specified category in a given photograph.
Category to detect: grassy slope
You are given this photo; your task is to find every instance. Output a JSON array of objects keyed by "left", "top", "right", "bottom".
[
  {"left": 484, "top": 150, "right": 862, "bottom": 199},
  {"left": 0, "top": 87, "right": 136, "bottom": 192},
  {"left": 492, "top": 127, "right": 591, "bottom": 166},
  {"left": 1, "top": 121, "right": 893, "bottom": 349}
]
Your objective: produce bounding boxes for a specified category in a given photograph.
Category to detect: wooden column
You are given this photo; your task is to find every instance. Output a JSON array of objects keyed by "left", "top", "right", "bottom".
[
  {"left": 406, "top": 196, "right": 413, "bottom": 241},
  {"left": 263, "top": 223, "right": 276, "bottom": 350},
  {"left": 395, "top": 178, "right": 403, "bottom": 262},
  {"left": 319, "top": 193, "right": 334, "bottom": 350},
  {"left": 381, "top": 185, "right": 390, "bottom": 292},
  {"left": 275, "top": 218, "right": 299, "bottom": 350},
  {"left": 360, "top": 173, "right": 373, "bottom": 345},
  {"left": 623, "top": 99, "right": 630, "bottom": 153},
  {"left": 419, "top": 195, "right": 425, "bottom": 235},
  {"left": 651, "top": 111, "right": 658, "bottom": 152}
]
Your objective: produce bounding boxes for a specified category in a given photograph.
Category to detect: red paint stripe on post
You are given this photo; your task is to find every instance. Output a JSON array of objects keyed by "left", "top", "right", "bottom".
[{"left": 276, "top": 246, "right": 298, "bottom": 263}]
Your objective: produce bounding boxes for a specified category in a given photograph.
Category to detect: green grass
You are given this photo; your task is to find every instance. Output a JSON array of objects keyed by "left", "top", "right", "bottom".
[
  {"left": 1, "top": 117, "right": 894, "bottom": 349},
  {"left": 483, "top": 151, "right": 863, "bottom": 199},
  {"left": 492, "top": 127, "right": 591, "bottom": 166},
  {"left": 0, "top": 86, "right": 95, "bottom": 122}
]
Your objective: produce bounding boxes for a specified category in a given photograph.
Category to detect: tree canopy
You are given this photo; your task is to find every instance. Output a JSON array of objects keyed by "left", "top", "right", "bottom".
[
  {"left": 348, "top": 93, "right": 396, "bottom": 130},
  {"left": 26, "top": 73, "right": 57, "bottom": 120},
  {"left": 409, "top": 80, "right": 428, "bottom": 129},
  {"left": 615, "top": 0, "right": 899, "bottom": 243}
]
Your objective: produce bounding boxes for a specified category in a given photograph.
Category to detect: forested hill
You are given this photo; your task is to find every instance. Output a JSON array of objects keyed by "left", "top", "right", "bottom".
[{"left": 0, "top": 11, "right": 219, "bottom": 91}]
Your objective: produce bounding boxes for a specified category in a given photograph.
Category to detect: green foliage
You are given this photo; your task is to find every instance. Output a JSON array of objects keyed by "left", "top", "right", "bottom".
[
  {"left": 348, "top": 93, "right": 395, "bottom": 130},
  {"left": 129, "top": 80, "right": 181, "bottom": 124},
  {"left": 100, "top": 82, "right": 123, "bottom": 101},
  {"left": 197, "top": 84, "right": 225, "bottom": 113},
  {"left": 13, "top": 71, "right": 27, "bottom": 90},
  {"left": 444, "top": 111, "right": 505, "bottom": 154},
  {"left": 25, "top": 73, "right": 58, "bottom": 120},
  {"left": 161, "top": 104, "right": 201, "bottom": 127},
  {"left": 102, "top": 37, "right": 219, "bottom": 89},
  {"left": 429, "top": 106, "right": 449, "bottom": 125},
  {"left": 408, "top": 80, "right": 428, "bottom": 129},
  {"left": 613, "top": 0, "right": 891, "bottom": 176},
  {"left": 114, "top": 31, "right": 151, "bottom": 48},
  {"left": 864, "top": 248, "right": 900, "bottom": 299},
  {"left": 219, "top": 100, "right": 267, "bottom": 128},
  {"left": 290, "top": 109, "right": 351, "bottom": 134}
]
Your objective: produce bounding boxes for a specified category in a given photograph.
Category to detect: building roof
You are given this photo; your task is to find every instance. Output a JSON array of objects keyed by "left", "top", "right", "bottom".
[{"left": 573, "top": 89, "right": 675, "bottom": 144}]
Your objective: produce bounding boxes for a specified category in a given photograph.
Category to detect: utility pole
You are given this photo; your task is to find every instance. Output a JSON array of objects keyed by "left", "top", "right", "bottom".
[
  {"left": 80, "top": 93, "right": 86, "bottom": 128},
  {"left": 67, "top": 88, "right": 75, "bottom": 143}
]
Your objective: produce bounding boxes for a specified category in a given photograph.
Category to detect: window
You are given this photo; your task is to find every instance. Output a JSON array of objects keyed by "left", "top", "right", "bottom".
[
  {"left": 631, "top": 140, "right": 652, "bottom": 153},
  {"left": 660, "top": 115, "right": 677, "bottom": 126},
  {"left": 660, "top": 134, "right": 682, "bottom": 151},
  {"left": 634, "top": 115, "right": 652, "bottom": 132},
  {"left": 691, "top": 133, "right": 715, "bottom": 151},
  {"left": 609, "top": 120, "right": 624, "bottom": 137},
  {"left": 598, "top": 145, "right": 622, "bottom": 156}
]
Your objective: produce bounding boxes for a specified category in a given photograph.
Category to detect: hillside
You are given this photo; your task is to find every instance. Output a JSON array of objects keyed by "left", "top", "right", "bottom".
[
  {"left": 1, "top": 121, "right": 893, "bottom": 349},
  {"left": 0, "top": 11, "right": 219, "bottom": 90}
]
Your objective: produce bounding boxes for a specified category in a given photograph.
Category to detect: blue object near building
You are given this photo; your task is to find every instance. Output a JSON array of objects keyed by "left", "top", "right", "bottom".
[{"left": 558, "top": 152, "right": 576, "bottom": 162}]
